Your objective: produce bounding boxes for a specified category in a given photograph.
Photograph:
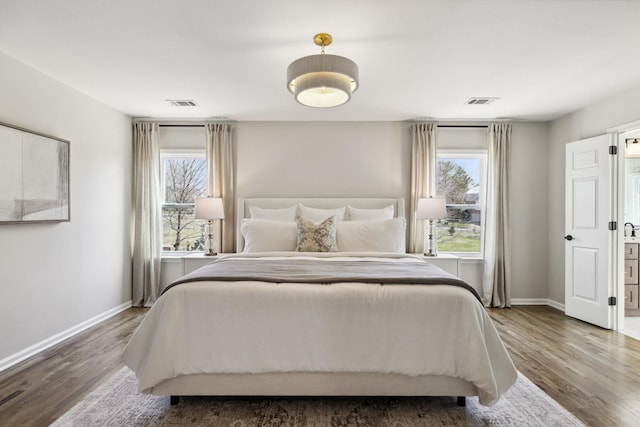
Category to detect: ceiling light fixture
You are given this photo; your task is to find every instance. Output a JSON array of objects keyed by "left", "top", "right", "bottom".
[{"left": 287, "top": 33, "right": 359, "bottom": 108}]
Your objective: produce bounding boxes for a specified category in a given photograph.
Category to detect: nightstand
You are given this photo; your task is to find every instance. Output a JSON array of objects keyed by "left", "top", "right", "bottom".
[
  {"left": 182, "top": 253, "right": 219, "bottom": 275},
  {"left": 420, "top": 253, "right": 460, "bottom": 277}
]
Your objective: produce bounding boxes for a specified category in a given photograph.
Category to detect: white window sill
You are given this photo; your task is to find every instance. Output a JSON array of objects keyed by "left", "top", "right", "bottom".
[
  {"left": 439, "top": 253, "right": 483, "bottom": 262},
  {"left": 161, "top": 252, "right": 193, "bottom": 260}
]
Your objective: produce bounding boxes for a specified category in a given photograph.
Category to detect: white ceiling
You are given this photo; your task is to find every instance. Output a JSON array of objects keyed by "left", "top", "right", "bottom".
[{"left": 1, "top": 0, "right": 639, "bottom": 122}]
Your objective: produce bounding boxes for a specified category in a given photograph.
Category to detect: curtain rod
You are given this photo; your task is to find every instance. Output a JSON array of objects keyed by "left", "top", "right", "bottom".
[
  {"left": 437, "top": 125, "right": 489, "bottom": 128},
  {"left": 157, "top": 124, "right": 490, "bottom": 129},
  {"left": 157, "top": 123, "right": 489, "bottom": 128},
  {"left": 158, "top": 124, "right": 205, "bottom": 128}
]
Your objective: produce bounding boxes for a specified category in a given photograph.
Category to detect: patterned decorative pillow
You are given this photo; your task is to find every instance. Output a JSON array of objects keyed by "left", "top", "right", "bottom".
[{"left": 295, "top": 215, "right": 338, "bottom": 252}]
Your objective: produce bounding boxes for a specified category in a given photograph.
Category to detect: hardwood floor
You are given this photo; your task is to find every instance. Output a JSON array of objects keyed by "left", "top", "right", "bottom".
[
  {"left": 489, "top": 306, "right": 640, "bottom": 427},
  {"left": 0, "top": 306, "right": 639, "bottom": 426},
  {"left": 0, "top": 308, "right": 148, "bottom": 427}
]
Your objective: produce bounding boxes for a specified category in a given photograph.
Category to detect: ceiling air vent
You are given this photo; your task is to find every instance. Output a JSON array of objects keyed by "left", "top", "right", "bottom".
[
  {"left": 465, "top": 97, "right": 498, "bottom": 105},
  {"left": 166, "top": 99, "right": 199, "bottom": 107}
]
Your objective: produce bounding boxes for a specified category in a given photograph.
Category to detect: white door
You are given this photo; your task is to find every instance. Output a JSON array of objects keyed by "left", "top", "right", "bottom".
[{"left": 565, "top": 134, "right": 615, "bottom": 329}]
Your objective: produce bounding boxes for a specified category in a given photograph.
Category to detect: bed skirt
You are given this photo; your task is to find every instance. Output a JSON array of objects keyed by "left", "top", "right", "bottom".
[{"left": 148, "top": 372, "right": 478, "bottom": 398}]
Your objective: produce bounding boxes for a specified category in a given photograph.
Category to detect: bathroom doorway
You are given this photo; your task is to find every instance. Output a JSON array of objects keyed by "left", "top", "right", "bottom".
[{"left": 621, "top": 126, "right": 640, "bottom": 338}]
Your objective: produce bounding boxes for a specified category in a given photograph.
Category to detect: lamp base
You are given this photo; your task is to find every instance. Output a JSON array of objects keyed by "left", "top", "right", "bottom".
[
  {"left": 425, "top": 219, "right": 437, "bottom": 257},
  {"left": 204, "top": 227, "right": 217, "bottom": 256}
]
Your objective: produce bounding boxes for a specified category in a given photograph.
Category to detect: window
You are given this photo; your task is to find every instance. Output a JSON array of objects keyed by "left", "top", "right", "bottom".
[
  {"left": 161, "top": 150, "right": 208, "bottom": 252},
  {"left": 435, "top": 150, "right": 486, "bottom": 254}
]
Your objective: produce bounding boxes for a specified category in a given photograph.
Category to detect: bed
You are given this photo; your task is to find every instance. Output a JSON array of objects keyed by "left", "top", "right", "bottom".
[{"left": 122, "top": 198, "right": 517, "bottom": 406}]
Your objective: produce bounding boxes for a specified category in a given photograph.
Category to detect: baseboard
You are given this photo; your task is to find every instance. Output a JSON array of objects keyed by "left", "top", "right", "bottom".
[
  {"left": 511, "top": 298, "right": 547, "bottom": 305},
  {"left": 511, "top": 298, "right": 565, "bottom": 311},
  {"left": 545, "top": 299, "right": 565, "bottom": 312},
  {"left": 0, "top": 300, "right": 132, "bottom": 373}
]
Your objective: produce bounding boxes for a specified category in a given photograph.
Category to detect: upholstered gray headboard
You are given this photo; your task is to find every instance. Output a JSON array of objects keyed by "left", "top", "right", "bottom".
[{"left": 236, "top": 198, "right": 405, "bottom": 252}]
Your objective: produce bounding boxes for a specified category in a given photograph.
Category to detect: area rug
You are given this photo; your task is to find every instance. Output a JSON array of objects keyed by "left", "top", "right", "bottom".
[{"left": 51, "top": 368, "right": 585, "bottom": 426}]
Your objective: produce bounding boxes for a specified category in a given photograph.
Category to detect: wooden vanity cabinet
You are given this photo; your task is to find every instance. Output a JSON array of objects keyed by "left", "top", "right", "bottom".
[{"left": 625, "top": 243, "right": 639, "bottom": 310}]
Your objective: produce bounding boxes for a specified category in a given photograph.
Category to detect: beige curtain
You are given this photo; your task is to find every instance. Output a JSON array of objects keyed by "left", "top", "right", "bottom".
[
  {"left": 482, "top": 123, "right": 512, "bottom": 308},
  {"left": 409, "top": 123, "right": 436, "bottom": 254},
  {"left": 205, "top": 123, "right": 235, "bottom": 253},
  {"left": 132, "top": 122, "right": 162, "bottom": 307}
]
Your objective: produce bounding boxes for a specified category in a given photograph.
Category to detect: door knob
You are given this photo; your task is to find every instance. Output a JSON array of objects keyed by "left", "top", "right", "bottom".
[{"left": 564, "top": 235, "right": 574, "bottom": 241}]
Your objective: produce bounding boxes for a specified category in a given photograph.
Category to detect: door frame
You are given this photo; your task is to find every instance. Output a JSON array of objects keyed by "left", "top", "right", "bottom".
[{"left": 608, "top": 119, "right": 640, "bottom": 331}]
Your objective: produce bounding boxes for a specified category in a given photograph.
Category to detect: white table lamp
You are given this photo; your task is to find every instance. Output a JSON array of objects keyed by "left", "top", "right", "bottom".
[
  {"left": 195, "top": 197, "right": 225, "bottom": 256},
  {"left": 416, "top": 197, "right": 447, "bottom": 257}
]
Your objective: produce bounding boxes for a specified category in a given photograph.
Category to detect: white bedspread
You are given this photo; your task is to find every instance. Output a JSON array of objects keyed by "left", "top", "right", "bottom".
[{"left": 122, "top": 253, "right": 517, "bottom": 406}]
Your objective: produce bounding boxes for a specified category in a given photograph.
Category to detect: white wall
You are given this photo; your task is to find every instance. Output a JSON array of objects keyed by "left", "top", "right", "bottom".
[
  {"left": 548, "top": 84, "right": 640, "bottom": 303},
  {"left": 0, "top": 52, "right": 132, "bottom": 365},
  {"left": 511, "top": 123, "right": 550, "bottom": 300},
  {"left": 235, "top": 120, "right": 549, "bottom": 300},
  {"left": 158, "top": 126, "right": 206, "bottom": 150},
  {"left": 236, "top": 122, "right": 411, "bottom": 203}
]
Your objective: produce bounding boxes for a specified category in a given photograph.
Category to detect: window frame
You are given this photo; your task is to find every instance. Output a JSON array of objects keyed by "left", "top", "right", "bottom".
[
  {"left": 435, "top": 149, "right": 487, "bottom": 257},
  {"left": 160, "top": 149, "right": 208, "bottom": 255}
]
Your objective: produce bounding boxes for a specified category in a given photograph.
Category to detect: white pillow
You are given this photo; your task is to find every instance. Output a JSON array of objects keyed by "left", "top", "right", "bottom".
[
  {"left": 298, "top": 205, "right": 346, "bottom": 222},
  {"left": 249, "top": 205, "right": 297, "bottom": 222},
  {"left": 240, "top": 219, "right": 297, "bottom": 252},
  {"left": 336, "top": 218, "right": 406, "bottom": 253},
  {"left": 346, "top": 205, "right": 395, "bottom": 221}
]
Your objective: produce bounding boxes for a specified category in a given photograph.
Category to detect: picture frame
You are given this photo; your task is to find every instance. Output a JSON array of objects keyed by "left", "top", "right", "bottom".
[{"left": 0, "top": 122, "right": 70, "bottom": 223}]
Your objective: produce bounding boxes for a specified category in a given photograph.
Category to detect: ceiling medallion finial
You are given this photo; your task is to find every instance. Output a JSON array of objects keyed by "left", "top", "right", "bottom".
[
  {"left": 314, "top": 33, "right": 332, "bottom": 54},
  {"left": 287, "top": 33, "right": 359, "bottom": 108}
]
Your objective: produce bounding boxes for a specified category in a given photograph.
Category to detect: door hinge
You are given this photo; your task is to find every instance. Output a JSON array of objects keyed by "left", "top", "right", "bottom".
[
  {"left": 609, "top": 221, "right": 617, "bottom": 231},
  {"left": 609, "top": 146, "right": 618, "bottom": 155},
  {"left": 608, "top": 296, "right": 617, "bottom": 306}
]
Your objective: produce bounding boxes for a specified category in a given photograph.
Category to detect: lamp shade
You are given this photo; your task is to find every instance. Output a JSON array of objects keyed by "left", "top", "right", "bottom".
[
  {"left": 287, "top": 33, "right": 359, "bottom": 108},
  {"left": 416, "top": 197, "right": 447, "bottom": 220},
  {"left": 195, "top": 197, "right": 224, "bottom": 220},
  {"left": 287, "top": 54, "right": 359, "bottom": 108}
]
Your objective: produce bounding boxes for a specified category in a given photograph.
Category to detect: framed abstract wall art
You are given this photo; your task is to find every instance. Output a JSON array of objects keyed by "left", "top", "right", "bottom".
[{"left": 0, "top": 122, "right": 70, "bottom": 223}]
